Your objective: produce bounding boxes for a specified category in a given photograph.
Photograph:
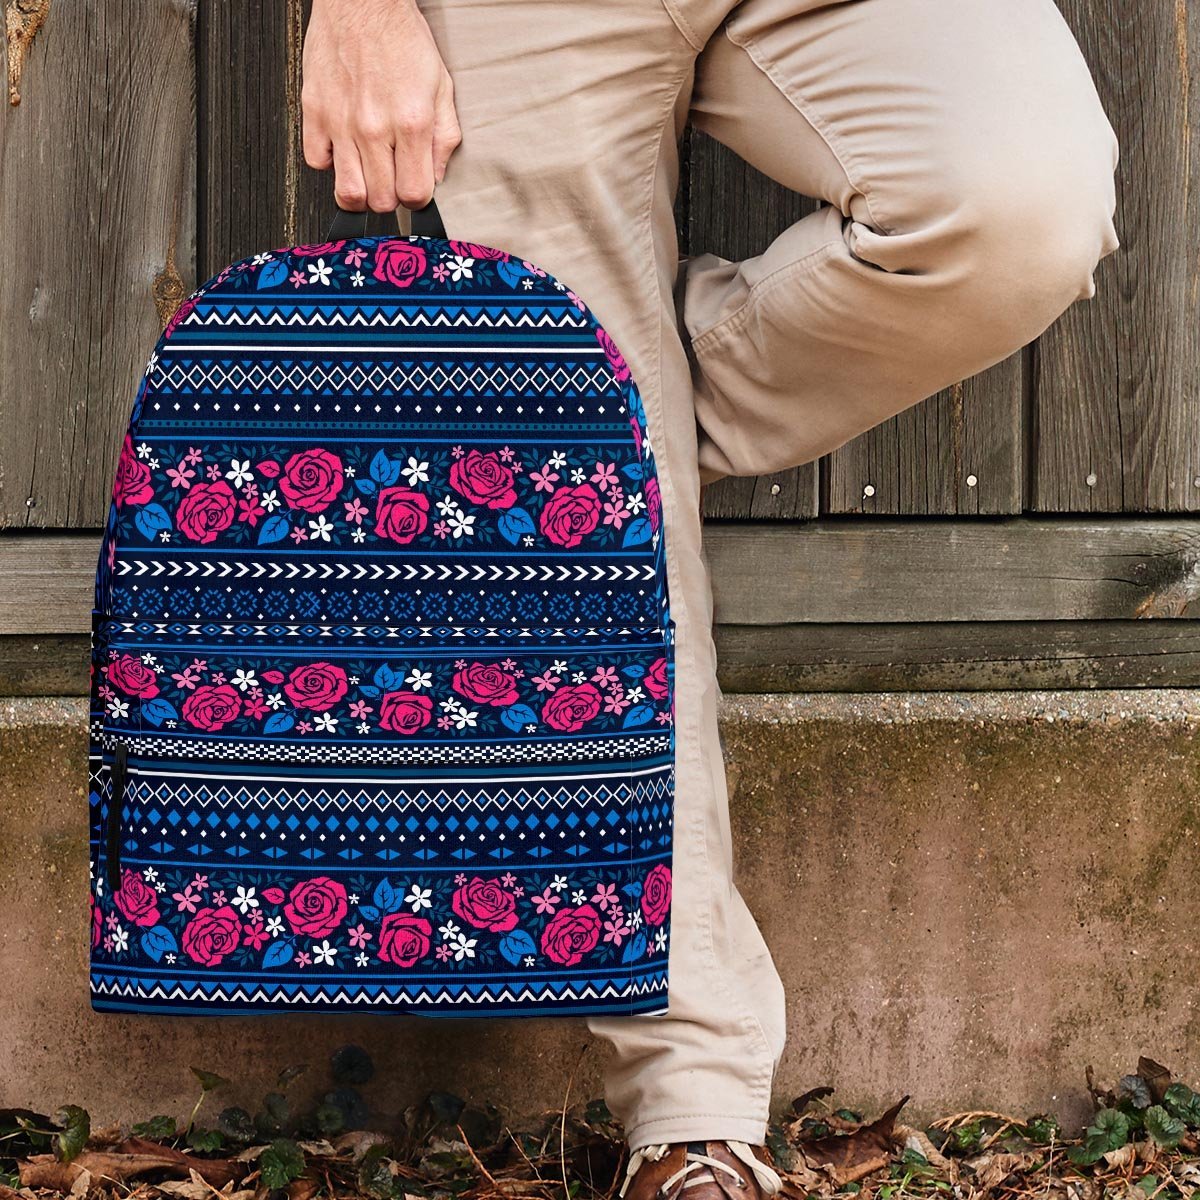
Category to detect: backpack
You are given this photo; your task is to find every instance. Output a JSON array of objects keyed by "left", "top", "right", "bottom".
[{"left": 87, "top": 203, "right": 676, "bottom": 1017}]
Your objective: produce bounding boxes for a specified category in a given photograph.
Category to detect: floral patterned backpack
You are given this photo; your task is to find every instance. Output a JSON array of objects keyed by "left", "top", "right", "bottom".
[{"left": 88, "top": 202, "right": 675, "bottom": 1016}]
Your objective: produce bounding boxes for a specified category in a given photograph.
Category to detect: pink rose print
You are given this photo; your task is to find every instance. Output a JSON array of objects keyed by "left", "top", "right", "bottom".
[
  {"left": 643, "top": 657, "right": 669, "bottom": 701},
  {"left": 182, "top": 683, "right": 242, "bottom": 732},
  {"left": 291, "top": 240, "right": 346, "bottom": 257},
  {"left": 114, "top": 868, "right": 161, "bottom": 928},
  {"left": 113, "top": 435, "right": 154, "bottom": 507},
  {"left": 452, "top": 662, "right": 520, "bottom": 708},
  {"left": 176, "top": 480, "right": 237, "bottom": 544},
  {"left": 377, "top": 913, "right": 432, "bottom": 967},
  {"left": 645, "top": 476, "right": 662, "bottom": 532},
  {"left": 181, "top": 904, "right": 242, "bottom": 966},
  {"left": 595, "top": 328, "right": 631, "bottom": 382},
  {"left": 106, "top": 653, "right": 160, "bottom": 700},
  {"left": 640, "top": 864, "right": 672, "bottom": 927},
  {"left": 283, "top": 876, "right": 348, "bottom": 939},
  {"left": 451, "top": 877, "right": 520, "bottom": 933},
  {"left": 375, "top": 486, "right": 429, "bottom": 544},
  {"left": 283, "top": 662, "right": 349, "bottom": 712},
  {"left": 540, "top": 903, "right": 602, "bottom": 966},
  {"left": 373, "top": 241, "right": 427, "bottom": 287},
  {"left": 542, "top": 682, "right": 602, "bottom": 733},
  {"left": 278, "top": 449, "right": 344, "bottom": 513},
  {"left": 539, "top": 484, "right": 601, "bottom": 548},
  {"left": 378, "top": 690, "right": 434, "bottom": 735},
  {"left": 91, "top": 895, "right": 103, "bottom": 949},
  {"left": 449, "top": 241, "right": 509, "bottom": 262},
  {"left": 449, "top": 450, "right": 518, "bottom": 510}
]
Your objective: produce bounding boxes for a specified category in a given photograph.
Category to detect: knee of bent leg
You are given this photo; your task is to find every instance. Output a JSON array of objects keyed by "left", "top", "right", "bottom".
[{"left": 930, "top": 129, "right": 1120, "bottom": 345}]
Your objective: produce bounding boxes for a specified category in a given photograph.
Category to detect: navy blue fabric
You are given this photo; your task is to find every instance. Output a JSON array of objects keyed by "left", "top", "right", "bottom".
[{"left": 88, "top": 234, "right": 675, "bottom": 1016}]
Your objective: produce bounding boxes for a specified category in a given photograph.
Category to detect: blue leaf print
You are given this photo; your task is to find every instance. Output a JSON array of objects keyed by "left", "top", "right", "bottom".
[
  {"left": 621, "top": 931, "right": 648, "bottom": 964},
  {"left": 257, "top": 513, "right": 291, "bottom": 545},
  {"left": 373, "top": 878, "right": 402, "bottom": 912},
  {"left": 374, "top": 663, "right": 404, "bottom": 691},
  {"left": 369, "top": 450, "right": 402, "bottom": 487},
  {"left": 500, "top": 703, "right": 538, "bottom": 732},
  {"left": 498, "top": 929, "right": 538, "bottom": 966},
  {"left": 622, "top": 881, "right": 644, "bottom": 900},
  {"left": 262, "top": 711, "right": 295, "bottom": 735},
  {"left": 140, "top": 925, "right": 178, "bottom": 963},
  {"left": 357, "top": 684, "right": 381, "bottom": 698},
  {"left": 621, "top": 462, "right": 645, "bottom": 482},
  {"left": 134, "top": 503, "right": 172, "bottom": 542},
  {"left": 622, "top": 703, "right": 655, "bottom": 729},
  {"left": 262, "top": 939, "right": 295, "bottom": 969},
  {"left": 256, "top": 259, "right": 290, "bottom": 290},
  {"left": 622, "top": 517, "right": 652, "bottom": 548},
  {"left": 355, "top": 478, "right": 378, "bottom": 497},
  {"left": 495, "top": 260, "right": 532, "bottom": 289},
  {"left": 141, "top": 698, "right": 178, "bottom": 727},
  {"left": 357, "top": 905, "right": 381, "bottom": 923},
  {"left": 497, "top": 507, "right": 536, "bottom": 546}
]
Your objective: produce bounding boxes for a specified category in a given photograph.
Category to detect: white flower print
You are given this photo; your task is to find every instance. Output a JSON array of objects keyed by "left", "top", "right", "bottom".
[
  {"left": 230, "top": 668, "right": 258, "bottom": 692},
  {"left": 350, "top": 271, "right": 365, "bottom": 287},
  {"left": 314, "top": 713, "right": 338, "bottom": 733},
  {"left": 308, "top": 514, "right": 334, "bottom": 541},
  {"left": 406, "top": 885, "right": 433, "bottom": 912},
  {"left": 571, "top": 889, "right": 588, "bottom": 905},
  {"left": 447, "top": 255, "right": 475, "bottom": 281},
  {"left": 451, "top": 707, "right": 479, "bottom": 730},
  {"left": 307, "top": 258, "right": 333, "bottom": 285},
  {"left": 450, "top": 933, "right": 478, "bottom": 960},
  {"left": 266, "top": 916, "right": 286, "bottom": 936},
  {"left": 402, "top": 456, "right": 430, "bottom": 485},
  {"left": 313, "top": 940, "right": 337, "bottom": 965},
  {"left": 261, "top": 489, "right": 281, "bottom": 512},
  {"left": 439, "top": 920, "right": 461, "bottom": 940},
  {"left": 447, "top": 510, "right": 476, "bottom": 538},
  {"left": 355, "top": 952, "right": 370, "bottom": 967},
  {"left": 266, "top": 692, "right": 285, "bottom": 709},
  {"left": 405, "top": 668, "right": 433, "bottom": 691},
  {"left": 112, "top": 926, "right": 129, "bottom": 953},
  {"left": 655, "top": 928, "right": 668, "bottom": 951},
  {"left": 549, "top": 450, "right": 567, "bottom": 469},
  {"left": 233, "top": 886, "right": 259, "bottom": 914},
  {"left": 550, "top": 874, "right": 569, "bottom": 893},
  {"left": 226, "top": 459, "right": 253, "bottom": 487},
  {"left": 106, "top": 698, "right": 130, "bottom": 720}
]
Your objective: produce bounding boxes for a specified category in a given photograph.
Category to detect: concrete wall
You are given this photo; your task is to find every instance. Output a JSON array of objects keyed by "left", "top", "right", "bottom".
[{"left": 4, "top": 692, "right": 1200, "bottom": 1131}]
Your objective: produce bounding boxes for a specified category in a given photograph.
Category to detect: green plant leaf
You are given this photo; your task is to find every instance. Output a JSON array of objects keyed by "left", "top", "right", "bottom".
[
  {"left": 358, "top": 1144, "right": 396, "bottom": 1199},
  {"left": 187, "top": 1128, "right": 224, "bottom": 1153},
  {"left": 1119, "top": 1075, "right": 1153, "bottom": 1110},
  {"left": 132, "top": 1115, "right": 177, "bottom": 1140},
  {"left": 1023, "top": 1115, "right": 1061, "bottom": 1145},
  {"left": 331, "top": 1045, "right": 375, "bottom": 1087},
  {"left": 51, "top": 1107, "right": 90, "bottom": 1164},
  {"left": 218, "top": 1107, "right": 255, "bottom": 1144},
  {"left": 1145, "top": 1106, "right": 1186, "bottom": 1149},
  {"left": 1163, "top": 1083, "right": 1200, "bottom": 1126},
  {"left": 190, "top": 1068, "right": 229, "bottom": 1094},
  {"left": 260, "top": 1138, "right": 306, "bottom": 1190}
]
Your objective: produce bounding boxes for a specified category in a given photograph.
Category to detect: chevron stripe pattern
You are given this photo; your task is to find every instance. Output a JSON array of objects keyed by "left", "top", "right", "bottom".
[{"left": 87, "top": 234, "right": 675, "bottom": 1017}]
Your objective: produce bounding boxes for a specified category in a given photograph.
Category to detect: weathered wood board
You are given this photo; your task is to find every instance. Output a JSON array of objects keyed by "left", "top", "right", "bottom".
[{"left": 0, "top": 0, "right": 197, "bottom": 530}]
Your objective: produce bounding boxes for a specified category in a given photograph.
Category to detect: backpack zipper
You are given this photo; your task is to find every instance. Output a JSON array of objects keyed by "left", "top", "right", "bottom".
[{"left": 106, "top": 742, "right": 128, "bottom": 892}]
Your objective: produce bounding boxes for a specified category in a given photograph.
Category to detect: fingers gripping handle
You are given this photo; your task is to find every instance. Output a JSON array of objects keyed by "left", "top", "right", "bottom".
[{"left": 325, "top": 198, "right": 446, "bottom": 241}]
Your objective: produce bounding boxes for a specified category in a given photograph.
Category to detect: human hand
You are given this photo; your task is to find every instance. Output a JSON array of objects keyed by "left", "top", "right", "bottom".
[{"left": 302, "top": 0, "right": 461, "bottom": 212}]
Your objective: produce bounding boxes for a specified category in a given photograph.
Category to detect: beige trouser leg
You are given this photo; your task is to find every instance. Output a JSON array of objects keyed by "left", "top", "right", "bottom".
[{"left": 420, "top": 0, "right": 1118, "bottom": 1150}]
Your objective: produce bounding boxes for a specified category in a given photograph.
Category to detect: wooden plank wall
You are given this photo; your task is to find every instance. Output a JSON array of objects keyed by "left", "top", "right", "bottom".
[
  {"left": 2, "top": 0, "right": 1199, "bottom": 697},
  {"left": 0, "top": 0, "right": 1191, "bottom": 531},
  {"left": 0, "top": 0, "right": 196, "bottom": 531}
]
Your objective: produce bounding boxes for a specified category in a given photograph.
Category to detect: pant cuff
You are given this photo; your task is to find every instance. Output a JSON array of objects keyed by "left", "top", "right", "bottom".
[{"left": 625, "top": 1112, "right": 770, "bottom": 1152}]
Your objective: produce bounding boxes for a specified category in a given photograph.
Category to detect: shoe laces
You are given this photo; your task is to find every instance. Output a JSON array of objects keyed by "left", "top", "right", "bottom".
[{"left": 619, "top": 1142, "right": 783, "bottom": 1199}]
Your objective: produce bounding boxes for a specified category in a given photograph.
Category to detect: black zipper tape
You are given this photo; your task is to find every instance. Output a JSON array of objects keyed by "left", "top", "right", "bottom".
[{"left": 105, "top": 743, "right": 128, "bottom": 892}]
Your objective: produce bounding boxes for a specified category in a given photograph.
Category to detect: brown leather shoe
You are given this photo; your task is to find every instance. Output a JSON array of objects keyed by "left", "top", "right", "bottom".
[{"left": 619, "top": 1141, "right": 783, "bottom": 1200}]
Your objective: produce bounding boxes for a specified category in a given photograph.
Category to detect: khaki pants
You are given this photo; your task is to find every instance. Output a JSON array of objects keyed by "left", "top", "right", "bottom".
[{"left": 421, "top": 0, "right": 1120, "bottom": 1149}]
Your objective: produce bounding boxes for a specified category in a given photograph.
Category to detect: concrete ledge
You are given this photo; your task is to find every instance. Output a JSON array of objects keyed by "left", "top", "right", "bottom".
[{"left": 4, "top": 693, "right": 1200, "bottom": 1129}]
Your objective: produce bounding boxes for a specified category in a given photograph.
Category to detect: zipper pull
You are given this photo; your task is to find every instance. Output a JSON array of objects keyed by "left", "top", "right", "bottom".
[{"left": 106, "top": 743, "right": 128, "bottom": 893}]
